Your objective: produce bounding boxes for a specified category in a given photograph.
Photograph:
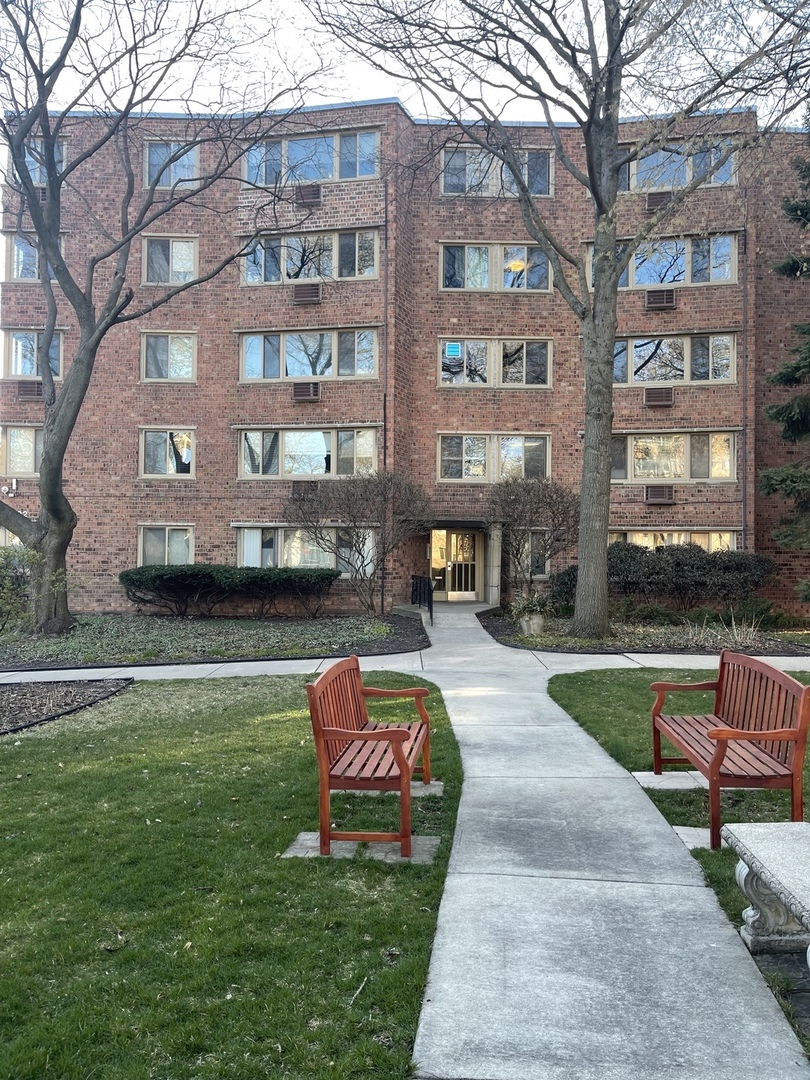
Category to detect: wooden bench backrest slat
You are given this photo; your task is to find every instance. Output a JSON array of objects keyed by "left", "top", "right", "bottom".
[
  {"left": 716, "top": 650, "right": 810, "bottom": 767},
  {"left": 307, "top": 656, "right": 370, "bottom": 768}
]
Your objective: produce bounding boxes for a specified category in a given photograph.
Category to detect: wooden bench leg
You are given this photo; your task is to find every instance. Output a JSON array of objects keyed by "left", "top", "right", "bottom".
[
  {"left": 709, "top": 779, "right": 721, "bottom": 850},
  {"left": 652, "top": 722, "right": 663, "bottom": 775},
  {"left": 319, "top": 782, "right": 332, "bottom": 856},
  {"left": 400, "top": 776, "right": 413, "bottom": 858},
  {"left": 792, "top": 780, "right": 804, "bottom": 823}
]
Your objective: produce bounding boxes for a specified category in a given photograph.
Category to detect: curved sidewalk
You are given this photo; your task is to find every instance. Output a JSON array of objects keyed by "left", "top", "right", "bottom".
[{"left": 3, "top": 608, "right": 810, "bottom": 1078}]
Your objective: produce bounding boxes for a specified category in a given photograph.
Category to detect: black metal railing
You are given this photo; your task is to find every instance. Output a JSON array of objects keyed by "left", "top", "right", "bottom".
[{"left": 410, "top": 574, "right": 434, "bottom": 625}]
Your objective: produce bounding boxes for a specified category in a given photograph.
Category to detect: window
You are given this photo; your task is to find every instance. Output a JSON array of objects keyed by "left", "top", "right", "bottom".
[
  {"left": 442, "top": 244, "right": 550, "bottom": 291},
  {"left": 21, "top": 138, "right": 64, "bottom": 186},
  {"left": 613, "top": 334, "right": 733, "bottom": 384},
  {"left": 8, "top": 331, "right": 61, "bottom": 378},
  {"left": 604, "top": 235, "right": 735, "bottom": 288},
  {"left": 610, "top": 432, "right": 734, "bottom": 481},
  {"left": 238, "top": 526, "right": 277, "bottom": 567},
  {"left": 441, "top": 147, "right": 551, "bottom": 196},
  {"left": 3, "top": 426, "right": 43, "bottom": 474},
  {"left": 240, "top": 428, "right": 376, "bottom": 478},
  {"left": 238, "top": 525, "right": 373, "bottom": 574},
  {"left": 245, "top": 130, "right": 379, "bottom": 186},
  {"left": 440, "top": 338, "right": 550, "bottom": 387},
  {"left": 10, "top": 234, "right": 57, "bottom": 281},
  {"left": 142, "top": 333, "right": 195, "bottom": 381},
  {"left": 242, "top": 329, "right": 376, "bottom": 381},
  {"left": 0, "top": 526, "right": 21, "bottom": 547},
  {"left": 530, "top": 531, "right": 551, "bottom": 577},
  {"left": 438, "top": 433, "right": 548, "bottom": 481},
  {"left": 244, "top": 231, "right": 377, "bottom": 283},
  {"left": 139, "top": 429, "right": 195, "bottom": 477},
  {"left": 619, "top": 141, "right": 735, "bottom": 190},
  {"left": 609, "top": 530, "right": 736, "bottom": 552},
  {"left": 145, "top": 142, "right": 197, "bottom": 188},
  {"left": 139, "top": 525, "right": 193, "bottom": 566},
  {"left": 143, "top": 237, "right": 196, "bottom": 284}
]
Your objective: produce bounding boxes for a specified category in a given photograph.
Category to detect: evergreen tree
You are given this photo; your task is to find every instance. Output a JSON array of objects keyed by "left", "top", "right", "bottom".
[{"left": 760, "top": 142, "right": 810, "bottom": 574}]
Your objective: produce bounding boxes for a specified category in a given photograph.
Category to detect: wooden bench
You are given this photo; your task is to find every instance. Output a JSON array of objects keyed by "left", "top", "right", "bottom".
[
  {"left": 306, "top": 655, "right": 431, "bottom": 857},
  {"left": 651, "top": 650, "right": 810, "bottom": 849},
  {"left": 721, "top": 821, "right": 810, "bottom": 963}
]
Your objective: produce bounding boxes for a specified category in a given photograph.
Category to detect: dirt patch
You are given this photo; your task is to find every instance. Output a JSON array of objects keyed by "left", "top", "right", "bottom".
[{"left": 0, "top": 680, "right": 132, "bottom": 735}]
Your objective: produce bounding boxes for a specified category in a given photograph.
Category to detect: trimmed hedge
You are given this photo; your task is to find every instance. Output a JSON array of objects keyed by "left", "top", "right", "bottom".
[
  {"left": 549, "top": 543, "right": 776, "bottom": 613},
  {"left": 119, "top": 565, "right": 341, "bottom": 618}
]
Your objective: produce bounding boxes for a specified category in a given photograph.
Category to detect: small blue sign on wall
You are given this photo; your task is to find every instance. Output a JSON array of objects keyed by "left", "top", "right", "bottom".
[{"left": 445, "top": 342, "right": 462, "bottom": 358}]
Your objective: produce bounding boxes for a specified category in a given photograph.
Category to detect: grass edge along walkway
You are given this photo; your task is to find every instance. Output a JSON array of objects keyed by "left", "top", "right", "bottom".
[{"left": 0, "top": 672, "right": 462, "bottom": 1080}]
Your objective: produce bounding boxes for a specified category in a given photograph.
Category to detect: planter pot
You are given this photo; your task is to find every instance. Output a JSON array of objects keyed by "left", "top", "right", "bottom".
[{"left": 519, "top": 613, "right": 545, "bottom": 635}]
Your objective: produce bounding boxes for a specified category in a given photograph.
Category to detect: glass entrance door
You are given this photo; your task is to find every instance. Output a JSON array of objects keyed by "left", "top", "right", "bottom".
[{"left": 430, "top": 529, "right": 479, "bottom": 600}]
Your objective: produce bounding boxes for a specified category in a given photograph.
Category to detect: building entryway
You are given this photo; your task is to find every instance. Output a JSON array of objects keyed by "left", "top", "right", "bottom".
[{"left": 430, "top": 529, "right": 482, "bottom": 601}]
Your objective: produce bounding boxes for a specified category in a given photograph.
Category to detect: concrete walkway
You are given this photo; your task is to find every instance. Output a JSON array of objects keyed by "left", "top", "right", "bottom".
[{"left": 3, "top": 605, "right": 810, "bottom": 1078}]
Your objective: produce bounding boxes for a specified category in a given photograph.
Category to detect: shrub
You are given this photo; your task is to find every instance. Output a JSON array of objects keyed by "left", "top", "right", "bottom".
[
  {"left": 549, "top": 565, "right": 578, "bottom": 608},
  {"left": 606, "top": 542, "right": 652, "bottom": 598},
  {"left": 0, "top": 546, "right": 39, "bottom": 631},
  {"left": 119, "top": 565, "right": 341, "bottom": 618}
]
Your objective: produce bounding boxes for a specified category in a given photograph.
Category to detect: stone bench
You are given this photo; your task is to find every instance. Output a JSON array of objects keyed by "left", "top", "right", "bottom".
[{"left": 721, "top": 821, "right": 810, "bottom": 969}]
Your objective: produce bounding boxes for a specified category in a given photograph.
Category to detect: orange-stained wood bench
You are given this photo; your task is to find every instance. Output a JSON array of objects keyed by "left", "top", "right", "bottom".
[
  {"left": 651, "top": 649, "right": 810, "bottom": 849},
  {"left": 306, "top": 655, "right": 431, "bottom": 857}
]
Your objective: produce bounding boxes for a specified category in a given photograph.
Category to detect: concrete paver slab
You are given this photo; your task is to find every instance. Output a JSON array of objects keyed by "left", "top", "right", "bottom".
[
  {"left": 450, "top": 777, "right": 705, "bottom": 885},
  {"left": 634, "top": 770, "right": 709, "bottom": 789},
  {"left": 413, "top": 873, "right": 810, "bottom": 1080},
  {"left": 450, "top": 723, "right": 627, "bottom": 778}
]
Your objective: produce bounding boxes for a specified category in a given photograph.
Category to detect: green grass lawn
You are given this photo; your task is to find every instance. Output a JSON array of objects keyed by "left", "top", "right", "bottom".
[{"left": 0, "top": 673, "right": 461, "bottom": 1080}]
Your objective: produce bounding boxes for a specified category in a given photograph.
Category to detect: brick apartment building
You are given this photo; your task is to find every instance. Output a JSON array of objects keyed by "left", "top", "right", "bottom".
[{"left": 0, "top": 100, "right": 807, "bottom": 614}]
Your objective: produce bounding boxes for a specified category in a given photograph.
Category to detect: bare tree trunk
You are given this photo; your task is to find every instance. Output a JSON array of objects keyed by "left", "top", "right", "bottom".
[
  {"left": 570, "top": 224, "right": 619, "bottom": 638},
  {"left": 30, "top": 512, "right": 77, "bottom": 635}
]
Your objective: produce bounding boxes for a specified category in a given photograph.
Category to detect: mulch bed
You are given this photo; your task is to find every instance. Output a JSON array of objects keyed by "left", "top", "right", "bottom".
[
  {"left": 0, "top": 679, "right": 132, "bottom": 735},
  {"left": 477, "top": 611, "right": 810, "bottom": 656}
]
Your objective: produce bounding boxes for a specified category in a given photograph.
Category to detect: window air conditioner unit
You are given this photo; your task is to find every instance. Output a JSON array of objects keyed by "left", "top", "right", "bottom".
[
  {"left": 645, "top": 288, "right": 676, "bottom": 311},
  {"left": 17, "top": 380, "right": 44, "bottom": 400},
  {"left": 643, "top": 386, "right": 675, "bottom": 407},
  {"left": 644, "top": 484, "right": 676, "bottom": 505},
  {"left": 645, "top": 190, "right": 673, "bottom": 212},
  {"left": 292, "top": 381, "right": 321, "bottom": 402},
  {"left": 292, "top": 281, "right": 322, "bottom": 304},
  {"left": 294, "top": 184, "right": 322, "bottom": 206}
]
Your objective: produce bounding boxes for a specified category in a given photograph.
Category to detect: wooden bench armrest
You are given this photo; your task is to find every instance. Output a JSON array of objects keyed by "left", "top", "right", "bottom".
[
  {"left": 321, "top": 726, "right": 410, "bottom": 743},
  {"left": 362, "top": 686, "right": 429, "bottom": 700},
  {"left": 706, "top": 726, "right": 798, "bottom": 742}
]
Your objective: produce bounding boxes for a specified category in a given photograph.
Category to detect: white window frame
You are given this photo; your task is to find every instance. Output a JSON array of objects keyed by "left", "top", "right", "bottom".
[
  {"left": 613, "top": 334, "right": 734, "bottom": 386},
  {"left": 6, "top": 330, "right": 62, "bottom": 379},
  {"left": 439, "top": 337, "right": 551, "bottom": 388},
  {"left": 0, "top": 526, "right": 22, "bottom": 547},
  {"left": 240, "top": 328, "right": 377, "bottom": 382},
  {"left": 440, "top": 243, "right": 552, "bottom": 292},
  {"left": 3, "top": 425, "right": 44, "bottom": 475},
  {"left": 441, "top": 147, "right": 552, "bottom": 197},
  {"left": 19, "top": 138, "right": 64, "bottom": 186},
  {"left": 236, "top": 525, "right": 374, "bottom": 577},
  {"left": 437, "top": 433, "right": 550, "bottom": 482},
  {"left": 610, "top": 432, "right": 736, "bottom": 483},
  {"left": 620, "top": 141, "right": 736, "bottom": 191},
  {"left": 8, "top": 233, "right": 60, "bottom": 281},
  {"left": 138, "top": 525, "right": 194, "bottom": 566},
  {"left": 142, "top": 236, "right": 198, "bottom": 285},
  {"left": 243, "top": 130, "right": 380, "bottom": 186},
  {"left": 141, "top": 332, "right": 197, "bottom": 382},
  {"left": 238, "top": 427, "right": 377, "bottom": 479},
  {"left": 609, "top": 530, "right": 738, "bottom": 552},
  {"left": 609, "top": 235, "right": 736, "bottom": 289},
  {"left": 243, "top": 230, "right": 378, "bottom": 285},
  {"left": 144, "top": 141, "right": 198, "bottom": 189},
  {"left": 139, "top": 427, "right": 196, "bottom": 479}
]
